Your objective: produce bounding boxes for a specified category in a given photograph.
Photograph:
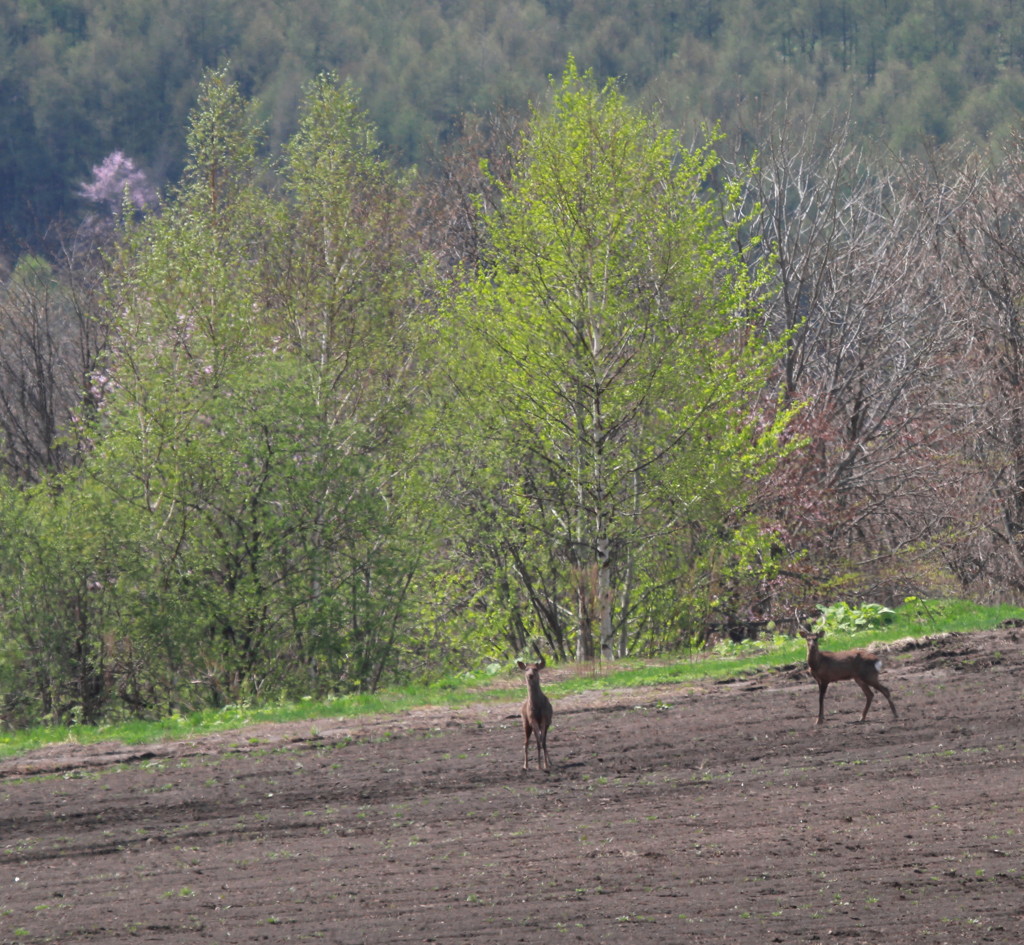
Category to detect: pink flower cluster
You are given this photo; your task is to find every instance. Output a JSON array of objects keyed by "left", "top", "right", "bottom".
[{"left": 78, "top": 151, "right": 157, "bottom": 213}]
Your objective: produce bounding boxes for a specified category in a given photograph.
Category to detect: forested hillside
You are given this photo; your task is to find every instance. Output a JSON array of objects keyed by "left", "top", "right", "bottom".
[
  {"left": 4, "top": 3, "right": 1024, "bottom": 729},
  {"left": 3, "top": 0, "right": 1024, "bottom": 250}
]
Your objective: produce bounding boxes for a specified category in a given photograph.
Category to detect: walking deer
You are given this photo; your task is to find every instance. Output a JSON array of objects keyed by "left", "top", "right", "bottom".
[
  {"left": 517, "top": 650, "right": 553, "bottom": 772},
  {"left": 801, "top": 628, "right": 898, "bottom": 725}
]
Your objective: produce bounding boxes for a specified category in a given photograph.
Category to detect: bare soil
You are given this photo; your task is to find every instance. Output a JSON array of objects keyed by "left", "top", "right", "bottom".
[{"left": 2, "top": 627, "right": 1023, "bottom": 944}]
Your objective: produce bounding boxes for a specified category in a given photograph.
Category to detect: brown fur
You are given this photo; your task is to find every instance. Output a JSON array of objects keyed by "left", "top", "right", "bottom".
[
  {"left": 517, "top": 658, "right": 553, "bottom": 771},
  {"left": 802, "top": 629, "right": 898, "bottom": 725}
]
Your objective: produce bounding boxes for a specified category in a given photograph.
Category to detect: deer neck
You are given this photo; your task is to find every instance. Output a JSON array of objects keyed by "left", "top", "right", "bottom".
[{"left": 525, "top": 676, "right": 545, "bottom": 704}]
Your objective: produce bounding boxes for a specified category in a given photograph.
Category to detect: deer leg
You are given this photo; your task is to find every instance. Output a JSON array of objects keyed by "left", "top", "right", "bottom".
[
  {"left": 817, "top": 680, "right": 829, "bottom": 725},
  {"left": 523, "top": 720, "right": 532, "bottom": 770},
  {"left": 873, "top": 681, "right": 897, "bottom": 719},
  {"left": 856, "top": 678, "right": 874, "bottom": 721},
  {"left": 538, "top": 726, "right": 550, "bottom": 772}
]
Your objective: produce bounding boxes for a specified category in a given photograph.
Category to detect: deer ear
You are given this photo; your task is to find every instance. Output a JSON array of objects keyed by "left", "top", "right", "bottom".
[{"left": 516, "top": 660, "right": 527, "bottom": 670}]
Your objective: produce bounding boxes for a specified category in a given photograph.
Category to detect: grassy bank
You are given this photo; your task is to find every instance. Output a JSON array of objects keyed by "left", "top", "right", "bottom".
[{"left": 1, "top": 599, "right": 1020, "bottom": 762}]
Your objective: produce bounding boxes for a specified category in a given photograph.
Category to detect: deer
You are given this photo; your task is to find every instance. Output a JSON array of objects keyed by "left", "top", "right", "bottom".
[
  {"left": 801, "top": 628, "right": 898, "bottom": 726},
  {"left": 517, "top": 646, "right": 553, "bottom": 772}
]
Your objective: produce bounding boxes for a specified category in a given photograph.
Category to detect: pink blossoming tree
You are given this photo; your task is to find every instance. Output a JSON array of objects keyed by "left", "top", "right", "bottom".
[{"left": 78, "top": 151, "right": 157, "bottom": 216}]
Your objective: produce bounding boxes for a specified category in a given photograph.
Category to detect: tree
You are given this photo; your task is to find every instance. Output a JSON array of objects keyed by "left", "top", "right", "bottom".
[
  {"left": 438, "top": 62, "right": 794, "bottom": 660},
  {"left": 731, "top": 107, "right": 965, "bottom": 610},
  {"left": 86, "top": 70, "right": 429, "bottom": 710},
  {"left": 0, "top": 252, "right": 107, "bottom": 483},
  {"left": 910, "top": 134, "right": 1024, "bottom": 599}
]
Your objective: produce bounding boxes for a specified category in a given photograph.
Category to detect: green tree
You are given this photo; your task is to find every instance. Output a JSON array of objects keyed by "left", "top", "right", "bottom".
[
  {"left": 273, "top": 72, "right": 431, "bottom": 692},
  {"left": 439, "top": 62, "right": 794, "bottom": 661},
  {"left": 81, "top": 69, "right": 430, "bottom": 711}
]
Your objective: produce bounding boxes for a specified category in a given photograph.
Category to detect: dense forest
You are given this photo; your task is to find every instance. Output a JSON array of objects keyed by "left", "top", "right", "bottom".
[
  {"left": 3, "top": 2, "right": 1024, "bottom": 727},
  {"left": 4, "top": 0, "right": 1024, "bottom": 249}
]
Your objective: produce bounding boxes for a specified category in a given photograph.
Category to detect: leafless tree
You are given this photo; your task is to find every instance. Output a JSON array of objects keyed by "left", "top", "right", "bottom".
[
  {"left": 0, "top": 239, "right": 108, "bottom": 483},
  {"left": 730, "top": 107, "right": 968, "bottom": 609},
  {"left": 908, "top": 135, "right": 1024, "bottom": 599},
  {"left": 415, "top": 109, "right": 522, "bottom": 277}
]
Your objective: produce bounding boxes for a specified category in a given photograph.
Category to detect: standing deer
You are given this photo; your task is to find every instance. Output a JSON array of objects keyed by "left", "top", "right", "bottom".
[
  {"left": 801, "top": 628, "right": 898, "bottom": 725},
  {"left": 517, "top": 649, "right": 553, "bottom": 772}
]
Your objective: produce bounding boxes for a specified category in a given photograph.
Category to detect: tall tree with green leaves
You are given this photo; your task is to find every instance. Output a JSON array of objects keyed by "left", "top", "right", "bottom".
[
  {"left": 440, "top": 61, "right": 794, "bottom": 660},
  {"left": 272, "top": 72, "right": 431, "bottom": 693},
  {"left": 85, "top": 69, "right": 430, "bottom": 710}
]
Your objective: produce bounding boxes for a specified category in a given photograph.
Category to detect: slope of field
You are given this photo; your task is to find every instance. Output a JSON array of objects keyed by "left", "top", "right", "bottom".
[{"left": 1, "top": 628, "right": 1022, "bottom": 943}]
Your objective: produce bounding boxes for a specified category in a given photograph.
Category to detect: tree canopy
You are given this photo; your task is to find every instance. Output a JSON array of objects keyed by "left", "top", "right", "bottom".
[
  {"left": 0, "top": 64, "right": 802, "bottom": 724},
  {"left": 434, "top": 64, "right": 795, "bottom": 661}
]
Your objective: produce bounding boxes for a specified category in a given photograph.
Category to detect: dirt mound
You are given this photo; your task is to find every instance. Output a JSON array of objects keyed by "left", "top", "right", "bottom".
[{"left": 2, "top": 627, "right": 1022, "bottom": 943}]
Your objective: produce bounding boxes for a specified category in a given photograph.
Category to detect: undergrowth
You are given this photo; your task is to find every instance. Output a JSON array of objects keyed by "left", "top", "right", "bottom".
[{"left": 0, "top": 599, "right": 1020, "bottom": 761}]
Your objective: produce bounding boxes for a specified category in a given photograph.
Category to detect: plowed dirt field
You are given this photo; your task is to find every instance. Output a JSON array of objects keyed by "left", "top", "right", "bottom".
[{"left": 2, "top": 627, "right": 1023, "bottom": 944}]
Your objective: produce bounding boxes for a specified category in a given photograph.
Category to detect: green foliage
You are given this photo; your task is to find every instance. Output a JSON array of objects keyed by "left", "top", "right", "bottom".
[
  {"left": 181, "top": 68, "right": 262, "bottom": 214},
  {"left": 0, "top": 470, "right": 135, "bottom": 725},
  {"left": 710, "top": 632, "right": 792, "bottom": 659},
  {"left": 7, "top": 31, "right": 1024, "bottom": 729},
  {"left": 0, "top": 71, "right": 434, "bottom": 724},
  {"left": 896, "top": 597, "right": 984, "bottom": 635},
  {"left": 2, "top": 597, "right": 1020, "bottom": 758},
  {"left": 436, "top": 61, "right": 797, "bottom": 661},
  {"left": 813, "top": 601, "right": 896, "bottom": 636},
  {"left": 4, "top": 0, "right": 1024, "bottom": 251}
]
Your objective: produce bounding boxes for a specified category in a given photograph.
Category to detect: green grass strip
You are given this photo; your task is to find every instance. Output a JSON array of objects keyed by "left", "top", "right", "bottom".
[{"left": 1, "top": 599, "right": 1020, "bottom": 762}]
